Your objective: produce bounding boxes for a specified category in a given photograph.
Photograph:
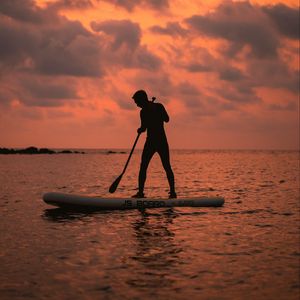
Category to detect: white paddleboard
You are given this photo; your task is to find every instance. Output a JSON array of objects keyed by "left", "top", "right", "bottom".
[{"left": 43, "top": 192, "right": 225, "bottom": 210}]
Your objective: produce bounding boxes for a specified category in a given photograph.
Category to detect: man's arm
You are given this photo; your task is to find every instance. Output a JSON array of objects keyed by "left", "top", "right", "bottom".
[
  {"left": 137, "top": 110, "right": 147, "bottom": 133},
  {"left": 160, "top": 104, "right": 169, "bottom": 123}
]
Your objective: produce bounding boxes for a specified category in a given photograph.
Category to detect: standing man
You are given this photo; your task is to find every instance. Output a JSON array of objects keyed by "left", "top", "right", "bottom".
[{"left": 132, "top": 90, "right": 176, "bottom": 198}]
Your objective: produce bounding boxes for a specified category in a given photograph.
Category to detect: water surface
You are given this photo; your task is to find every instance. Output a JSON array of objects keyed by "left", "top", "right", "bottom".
[{"left": 0, "top": 150, "right": 299, "bottom": 299}]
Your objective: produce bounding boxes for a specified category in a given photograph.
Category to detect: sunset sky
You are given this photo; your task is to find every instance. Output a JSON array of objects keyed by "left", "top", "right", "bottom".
[{"left": 0, "top": 0, "right": 299, "bottom": 149}]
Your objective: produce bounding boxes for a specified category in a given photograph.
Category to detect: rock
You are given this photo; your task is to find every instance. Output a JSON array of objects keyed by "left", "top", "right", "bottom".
[
  {"left": 19, "top": 146, "right": 39, "bottom": 154},
  {"left": 0, "top": 148, "right": 16, "bottom": 154},
  {"left": 59, "top": 150, "right": 73, "bottom": 154},
  {"left": 39, "top": 148, "right": 56, "bottom": 154},
  {"left": 0, "top": 146, "right": 84, "bottom": 155},
  {"left": 106, "top": 150, "right": 126, "bottom": 154},
  {"left": 107, "top": 150, "right": 117, "bottom": 154}
]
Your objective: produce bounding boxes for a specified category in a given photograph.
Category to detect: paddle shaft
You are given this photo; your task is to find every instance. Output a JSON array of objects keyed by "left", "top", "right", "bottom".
[{"left": 120, "top": 132, "right": 141, "bottom": 176}]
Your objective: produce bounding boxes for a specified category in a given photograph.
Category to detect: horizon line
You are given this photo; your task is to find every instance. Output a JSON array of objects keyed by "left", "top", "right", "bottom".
[{"left": 1, "top": 146, "right": 299, "bottom": 151}]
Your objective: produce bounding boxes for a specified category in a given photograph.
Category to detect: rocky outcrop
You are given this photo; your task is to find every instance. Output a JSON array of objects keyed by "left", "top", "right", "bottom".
[{"left": 0, "top": 147, "right": 85, "bottom": 154}]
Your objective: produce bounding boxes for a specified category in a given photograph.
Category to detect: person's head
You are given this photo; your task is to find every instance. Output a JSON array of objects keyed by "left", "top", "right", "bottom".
[{"left": 132, "top": 90, "right": 149, "bottom": 108}]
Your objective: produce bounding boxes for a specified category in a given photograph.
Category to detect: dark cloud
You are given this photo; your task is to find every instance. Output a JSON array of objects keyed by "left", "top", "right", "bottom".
[
  {"left": 180, "top": 1, "right": 298, "bottom": 108},
  {"left": 180, "top": 49, "right": 246, "bottom": 82},
  {"left": 0, "top": 0, "right": 104, "bottom": 108},
  {"left": 0, "top": 74, "right": 80, "bottom": 108},
  {"left": 0, "top": 3, "right": 104, "bottom": 77},
  {"left": 0, "top": 0, "right": 58, "bottom": 24},
  {"left": 247, "top": 59, "right": 299, "bottom": 93},
  {"left": 109, "top": 87, "right": 135, "bottom": 110},
  {"left": 35, "top": 32, "right": 103, "bottom": 77},
  {"left": 268, "top": 101, "right": 297, "bottom": 111},
  {"left": 186, "top": 1, "right": 279, "bottom": 58},
  {"left": 176, "top": 82, "right": 200, "bottom": 96},
  {"left": 0, "top": 0, "right": 162, "bottom": 109},
  {"left": 133, "top": 72, "right": 173, "bottom": 99},
  {"left": 147, "top": 0, "right": 169, "bottom": 10},
  {"left": 216, "top": 84, "right": 260, "bottom": 104},
  {"left": 263, "top": 3, "right": 299, "bottom": 39},
  {"left": 0, "top": 0, "right": 93, "bottom": 28},
  {"left": 101, "top": 0, "right": 168, "bottom": 12},
  {"left": 179, "top": 47, "right": 216, "bottom": 73},
  {"left": 91, "top": 19, "right": 161, "bottom": 71},
  {"left": 178, "top": 92, "right": 226, "bottom": 117},
  {"left": 150, "top": 22, "right": 187, "bottom": 37},
  {"left": 20, "top": 79, "right": 79, "bottom": 107},
  {"left": 132, "top": 46, "right": 162, "bottom": 70},
  {"left": 185, "top": 63, "right": 212, "bottom": 73},
  {"left": 0, "top": 76, "right": 80, "bottom": 107},
  {"left": 49, "top": 0, "right": 93, "bottom": 10},
  {"left": 0, "top": 17, "right": 38, "bottom": 69},
  {"left": 219, "top": 67, "right": 245, "bottom": 82},
  {"left": 91, "top": 20, "right": 141, "bottom": 50}
]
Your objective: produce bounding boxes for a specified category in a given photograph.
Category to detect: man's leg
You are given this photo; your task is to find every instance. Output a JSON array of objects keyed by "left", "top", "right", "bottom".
[
  {"left": 158, "top": 143, "right": 176, "bottom": 197},
  {"left": 136, "top": 141, "right": 155, "bottom": 196}
]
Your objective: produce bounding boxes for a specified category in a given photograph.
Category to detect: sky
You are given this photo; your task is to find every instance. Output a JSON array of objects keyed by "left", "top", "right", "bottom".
[{"left": 0, "top": 0, "right": 299, "bottom": 149}]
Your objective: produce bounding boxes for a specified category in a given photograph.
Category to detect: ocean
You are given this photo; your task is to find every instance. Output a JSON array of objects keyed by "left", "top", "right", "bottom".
[{"left": 0, "top": 150, "right": 299, "bottom": 300}]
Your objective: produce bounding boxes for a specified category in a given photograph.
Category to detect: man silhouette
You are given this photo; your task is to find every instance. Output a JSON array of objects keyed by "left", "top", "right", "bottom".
[{"left": 131, "top": 90, "right": 176, "bottom": 198}]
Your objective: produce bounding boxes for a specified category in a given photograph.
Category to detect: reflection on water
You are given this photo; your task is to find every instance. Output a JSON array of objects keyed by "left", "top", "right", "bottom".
[
  {"left": 128, "top": 209, "right": 182, "bottom": 289},
  {"left": 43, "top": 208, "right": 92, "bottom": 222}
]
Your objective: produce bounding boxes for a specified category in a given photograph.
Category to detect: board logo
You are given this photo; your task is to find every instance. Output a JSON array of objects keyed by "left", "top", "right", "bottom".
[
  {"left": 137, "top": 200, "right": 166, "bottom": 208},
  {"left": 123, "top": 200, "right": 133, "bottom": 208}
]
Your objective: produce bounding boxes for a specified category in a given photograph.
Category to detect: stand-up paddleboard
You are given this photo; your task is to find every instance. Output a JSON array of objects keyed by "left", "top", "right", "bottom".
[{"left": 43, "top": 192, "right": 225, "bottom": 210}]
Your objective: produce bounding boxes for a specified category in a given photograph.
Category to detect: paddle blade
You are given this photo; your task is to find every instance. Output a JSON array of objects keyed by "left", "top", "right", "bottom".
[{"left": 109, "top": 174, "right": 122, "bottom": 193}]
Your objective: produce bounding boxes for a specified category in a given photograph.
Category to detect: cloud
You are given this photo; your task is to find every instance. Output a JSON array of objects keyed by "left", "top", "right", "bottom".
[
  {"left": 247, "top": 59, "right": 299, "bottom": 93},
  {"left": 34, "top": 31, "right": 104, "bottom": 77},
  {"left": 0, "top": 0, "right": 59, "bottom": 24},
  {"left": 0, "top": 0, "right": 104, "bottom": 109},
  {"left": 49, "top": 0, "right": 94, "bottom": 10},
  {"left": 133, "top": 71, "right": 173, "bottom": 99},
  {"left": 150, "top": 22, "right": 188, "bottom": 37},
  {"left": 108, "top": 86, "right": 135, "bottom": 110},
  {"left": 215, "top": 83, "right": 260, "bottom": 105},
  {"left": 176, "top": 81, "right": 200, "bottom": 96},
  {"left": 0, "top": 0, "right": 93, "bottom": 25},
  {"left": 180, "top": 47, "right": 246, "bottom": 81},
  {"left": 185, "top": 63, "right": 212, "bottom": 73},
  {"left": 0, "top": 17, "right": 38, "bottom": 69},
  {"left": 0, "top": 75, "right": 80, "bottom": 107},
  {"left": 146, "top": 0, "right": 169, "bottom": 10},
  {"left": 91, "top": 19, "right": 162, "bottom": 70},
  {"left": 91, "top": 19, "right": 141, "bottom": 50},
  {"left": 262, "top": 3, "right": 299, "bottom": 40},
  {"left": 0, "top": 0, "right": 162, "bottom": 110},
  {"left": 186, "top": 1, "right": 280, "bottom": 58},
  {"left": 19, "top": 79, "right": 80, "bottom": 107},
  {"left": 218, "top": 66, "right": 246, "bottom": 82},
  {"left": 100, "top": 0, "right": 169, "bottom": 12},
  {"left": 0, "top": 2, "right": 104, "bottom": 77}
]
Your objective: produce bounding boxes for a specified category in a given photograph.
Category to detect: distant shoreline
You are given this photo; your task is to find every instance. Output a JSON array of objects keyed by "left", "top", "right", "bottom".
[{"left": 0, "top": 147, "right": 85, "bottom": 155}]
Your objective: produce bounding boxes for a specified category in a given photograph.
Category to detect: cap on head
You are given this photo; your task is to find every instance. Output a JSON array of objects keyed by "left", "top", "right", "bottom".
[{"left": 132, "top": 90, "right": 148, "bottom": 101}]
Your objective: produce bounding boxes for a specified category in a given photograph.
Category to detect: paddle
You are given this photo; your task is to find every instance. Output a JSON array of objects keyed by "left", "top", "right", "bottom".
[
  {"left": 109, "top": 132, "right": 141, "bottom": 193},
  {"left": 108, "top": 97, "right": 156, "bottom": 193}
]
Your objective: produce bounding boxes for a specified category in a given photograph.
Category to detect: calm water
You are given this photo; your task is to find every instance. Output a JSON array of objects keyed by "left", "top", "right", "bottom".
[{"left": 0, "top": 150, "right": 299, "bottom": 300}]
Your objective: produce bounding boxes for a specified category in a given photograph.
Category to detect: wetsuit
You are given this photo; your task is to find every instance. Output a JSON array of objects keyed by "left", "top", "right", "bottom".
[{"left": 138, "top": 102, "right": 175, "bottom": 194}]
